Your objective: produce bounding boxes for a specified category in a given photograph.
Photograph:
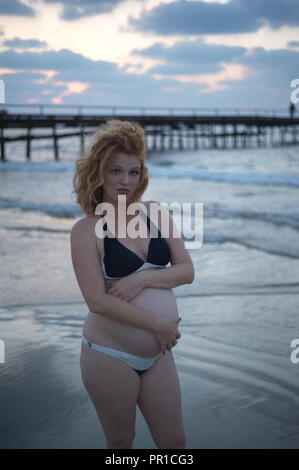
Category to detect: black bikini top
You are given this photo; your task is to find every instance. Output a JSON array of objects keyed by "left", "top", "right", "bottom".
[{"left": 101, "top": 213, "right": 171, "bottom": 279}]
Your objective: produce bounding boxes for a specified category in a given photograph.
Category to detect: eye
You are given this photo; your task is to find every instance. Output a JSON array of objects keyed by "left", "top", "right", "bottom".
[
  {"left": 131, "top": 170, "right": 140, "bottom": 176},
  {"left": 111, "top": 169, "right": 120, "bottom": 174}
]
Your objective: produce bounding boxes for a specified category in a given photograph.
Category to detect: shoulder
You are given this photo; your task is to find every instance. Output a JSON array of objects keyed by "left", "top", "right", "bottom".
[
  {"left": 70, "top": 215, "right": 105, "bottom": 261},
  {"left": 70, "top": 215, "right": 103, "bottom": 241},
  {"left": 71, "top": 216, "right": 91, "bottom": 235}
]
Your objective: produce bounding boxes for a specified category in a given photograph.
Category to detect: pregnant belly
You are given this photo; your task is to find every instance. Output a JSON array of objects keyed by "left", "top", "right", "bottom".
[{"left": 83, "top": 288, "right": 179, "bottom": 356}]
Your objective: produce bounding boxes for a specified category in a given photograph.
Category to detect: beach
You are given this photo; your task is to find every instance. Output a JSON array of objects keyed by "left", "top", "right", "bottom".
[{"left": 0, "top": 142, "right": 299, "bottom": 449}]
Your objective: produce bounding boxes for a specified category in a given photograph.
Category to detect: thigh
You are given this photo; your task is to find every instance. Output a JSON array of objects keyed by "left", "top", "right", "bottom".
[
  {"left": 80, "top": 342, "right": 140, "bottom": 443},
  {"left": 137, "top": 350, "right": 185, "bottom": 448}
]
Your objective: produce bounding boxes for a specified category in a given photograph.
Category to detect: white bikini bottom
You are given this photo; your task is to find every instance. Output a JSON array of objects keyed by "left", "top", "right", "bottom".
[{"left": 81, "top": 334, "right": 162, "bottom": 376}]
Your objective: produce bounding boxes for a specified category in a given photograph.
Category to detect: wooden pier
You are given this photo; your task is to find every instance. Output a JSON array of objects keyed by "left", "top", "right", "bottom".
[{"left": 0, "top": 104, "right": 298, "bottom": 161}]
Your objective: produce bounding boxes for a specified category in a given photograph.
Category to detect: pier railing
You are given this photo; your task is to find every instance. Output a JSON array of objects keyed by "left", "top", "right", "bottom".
[{"left": 0, "top": 103, "right": 293, "bottom": 117}]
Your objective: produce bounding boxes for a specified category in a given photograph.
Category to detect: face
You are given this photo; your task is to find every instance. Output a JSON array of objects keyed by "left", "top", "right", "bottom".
[{"left": 102, "top": 152, "right": 141, "bottom": 207}]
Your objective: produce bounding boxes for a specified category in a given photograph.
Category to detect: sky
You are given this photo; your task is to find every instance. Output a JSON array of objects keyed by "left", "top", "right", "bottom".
[{"left": 0, "top": 0, "right": 299, "bottom": 110}]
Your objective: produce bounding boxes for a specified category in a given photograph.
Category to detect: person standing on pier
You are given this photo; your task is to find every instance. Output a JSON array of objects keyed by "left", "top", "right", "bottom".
[{"left": 289, "top": 101, "right": 296, "bottom": 118}]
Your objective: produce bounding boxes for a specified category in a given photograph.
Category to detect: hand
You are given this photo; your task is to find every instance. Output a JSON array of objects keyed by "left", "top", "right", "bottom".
[
  {"left": 105, "top": 271, "right": 147, "bottom": 301},
  {"left": 153, "top": 317, "right": 182, "bottom": 354}
]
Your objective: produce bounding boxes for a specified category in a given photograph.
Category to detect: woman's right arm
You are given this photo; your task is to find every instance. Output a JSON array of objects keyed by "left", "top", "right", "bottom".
[{"left": 70, "top": 217, "right": 180, "bottom": 353}]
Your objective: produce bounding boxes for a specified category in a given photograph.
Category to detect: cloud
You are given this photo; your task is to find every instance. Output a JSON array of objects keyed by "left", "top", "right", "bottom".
[
  {"left": 0, "top": 46, "right": 196, "bottom": 105},
  {"left": 0, "top": 0, "right": 35, "bottom": 16},
  {"left": 3, "top": 38, "right": 48, "bottom": 48},
  {"left": 0, "top": 71, "right": 66, "bottom": 102},
  {"left": 240, "top": 46, "right": 299, "bottom": 76},
  {"left": 129, "top": 0, "right": 299, "bottom": 36},
  {"left": 243, "top": 0, "right": 299, "bottom": 29},
  {"left": 43, "top": 0, "right": 125, "bottom": 20},
  {"left": 132, "top": 40, "right": 299, "bottom": 106},
  {"left": 217, "top": 46, "right": 299, "bottom": 100},
  {"left": 133, "top": 39, "right": 246, "bottom": 75},
  {"left": 1, "top": 44, "right": 297, "bottom": 108},
  {"left": 0, "top": 48, "right": 117, "bottom": 76}
]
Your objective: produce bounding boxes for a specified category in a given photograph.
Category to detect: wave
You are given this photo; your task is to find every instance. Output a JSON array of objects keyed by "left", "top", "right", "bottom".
[
  {"left": 0, "top": 197, "right": 82, "bottom": 218},
  {"left": 204, "top": 234, "right": 299, "bottom": 259},
  {"left": 0, "top": 161, "right": 74, "bottom": 172},
  {"left": 204, "top": 205, "right": 299, "bottom": 230},
  {"left": 1, "top": 160, "right": 299, "bottom": 188},
  {"left": 149, "top": 165, "right": 299, "bottom": 188},
  {"left": 1, "top": 195, "right": 298, "bottom": 232},
  {"left": 0, "top": 211, "right": 298, "bottom": 259}
]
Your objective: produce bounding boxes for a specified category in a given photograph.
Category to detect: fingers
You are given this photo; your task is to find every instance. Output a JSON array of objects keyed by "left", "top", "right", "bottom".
[
  {"left": 165, "top": 339, "right": 178, "bottom": 352},
  {"left": 176, "top": 318, "right": 181, "bottom": 340},
  {"left": 160, "top": 317, "right": 182, "bottom": 354}
]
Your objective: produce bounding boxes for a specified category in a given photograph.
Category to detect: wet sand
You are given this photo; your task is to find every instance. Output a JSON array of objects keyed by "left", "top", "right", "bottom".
[{"left": 1, "top": 296, "right": 299, "bottom": 449}]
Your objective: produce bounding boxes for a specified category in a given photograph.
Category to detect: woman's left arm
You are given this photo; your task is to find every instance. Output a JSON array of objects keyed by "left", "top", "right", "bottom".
[
  {"left": 105, "top": 262, "right": 193, "bottom": 299},
  {"left": 140, "top": 262, "right": 194, "bottom": 290}
]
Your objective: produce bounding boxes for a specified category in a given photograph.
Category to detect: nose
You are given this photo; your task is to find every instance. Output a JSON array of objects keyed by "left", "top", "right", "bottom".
[{"left": 121, "top": 172, "right": 130, "bottom": 185}]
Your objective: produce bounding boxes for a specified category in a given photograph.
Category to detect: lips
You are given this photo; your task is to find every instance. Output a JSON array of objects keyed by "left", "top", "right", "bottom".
[{"left": 117, "top": 188, "right": 130, "bottom": 193}]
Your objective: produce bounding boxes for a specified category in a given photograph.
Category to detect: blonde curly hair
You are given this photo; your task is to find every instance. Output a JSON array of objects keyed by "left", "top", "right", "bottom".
[{"left": 72, "top": 119, "right": 149, "bottom": 215}]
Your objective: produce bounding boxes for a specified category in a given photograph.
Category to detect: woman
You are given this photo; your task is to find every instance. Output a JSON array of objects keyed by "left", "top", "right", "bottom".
[{"left": 70, "top": 120, "right": 194, "bottom": 449}]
